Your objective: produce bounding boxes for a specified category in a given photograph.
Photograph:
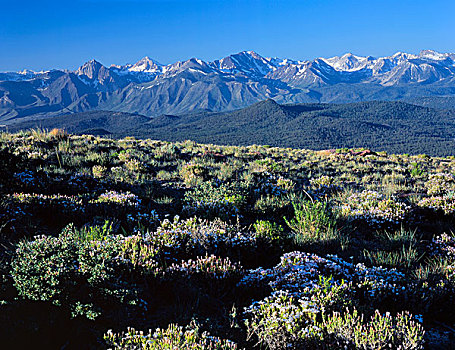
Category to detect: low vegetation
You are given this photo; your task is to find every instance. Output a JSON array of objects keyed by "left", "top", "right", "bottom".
[{"left": 1, "top": 129, "right": 455, "bottom": 348}]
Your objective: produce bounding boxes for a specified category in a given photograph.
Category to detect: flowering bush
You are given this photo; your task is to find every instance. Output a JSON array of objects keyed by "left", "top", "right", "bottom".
[
  {"left": 243, "top": 251, "right": 424, "bottom": 349},
  {"left": 165, "top": 254, "right": 243, "bottom": 295},
  {"left": 319, "top": 309, "right": 425, "bottom": 349},
  {"left": 8, "top": 192, "right": 86, "bottom": 217},
  {"left": 104, "top": 323, "right": 239, "bottom": 350},
  {"left": 183, "top": 181, "right": 246, "bottom": 220},
  {"left": 244, "top": 290, "right": 320, "bottom": 349},
  {"left": 340, "top": 190, "right": 410, "bottom": 225},
  {"left": 118, "top": 235, "right": 161, "bottom": 275},
  {"left": 167, "top": 254, "right": 242, "bottom": 280},
  {"left": 241, "top": 251, "right": 407, "bottom": 304},
  {"left": 244, "top": 289, "right": 424, "bottom": 350},
  {"left": 309, "top": 175, "right": 341, "bottom": 195},
  {"left": 430, "top": 233, "right": 455, "bottom": 259},
  {"left": 420, "top": 233, "right": 455, "bottom": 283},
  {"left": 251, "top": 174, "right": 290, "bottom": 197},
  {"left": 425, "top": 172, "right": 455, "bottom": 196},
  {"left": 92, "top": 191, "right": 140, "bottom": 207},
  {"left": 155, "top": 216, "right": 257, "bottom": 260},
  {"left": 418, "top": 195, "right": 455, "bottom": 214}
]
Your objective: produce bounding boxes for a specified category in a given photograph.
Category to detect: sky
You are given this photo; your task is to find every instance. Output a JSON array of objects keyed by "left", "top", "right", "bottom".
[{"left": 0, "top": 0, "right": 454, "bottom": 71}]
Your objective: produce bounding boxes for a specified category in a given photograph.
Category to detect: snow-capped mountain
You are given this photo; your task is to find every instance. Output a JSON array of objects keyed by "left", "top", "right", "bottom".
[
  {"left": 129, "top": 56, "right": 162, "bottom": 73},
  {"left": 210, "top": 51, "right": 276, "bottom": 77},
  {"left": 1, "top": 49, "right": 455, "bottom": 122},
  {"left": 321, "top": 53, "right": 376, "bottom": 72}
]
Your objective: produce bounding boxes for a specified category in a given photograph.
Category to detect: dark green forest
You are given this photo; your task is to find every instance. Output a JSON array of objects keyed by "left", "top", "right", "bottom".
[{"left": 9, "top": 100, "right": 455, "bottom": 157}]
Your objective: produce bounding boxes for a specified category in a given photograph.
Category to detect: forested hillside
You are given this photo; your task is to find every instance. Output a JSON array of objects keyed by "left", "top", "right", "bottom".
[{"left": 10, "top": 100, "right": 455, "bottom": 156}]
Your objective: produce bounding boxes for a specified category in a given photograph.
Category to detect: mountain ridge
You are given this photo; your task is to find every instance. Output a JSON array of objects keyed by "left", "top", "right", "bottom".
[{"left": 1, "top": 49, "right": 455, "bottom": 123}]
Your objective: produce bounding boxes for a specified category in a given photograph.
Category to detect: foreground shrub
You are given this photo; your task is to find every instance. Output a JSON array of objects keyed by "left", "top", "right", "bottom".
[
  {"left": 104, "top": 323, "right": 239, "bottom": 349},
  {"left": 284, "top": 197, "right": 340, "bottom": 245},
  {"left": 11, "top": 225, "right": 142, "bottom": 319},
  {"left": 244, "top": 286, "right": 424, "bottom": 349},
  {"left": 165, "top": 254, "right": 243, "bottom": 295},
  {"left": 424, "top": 172, "right": 455, "bottom": 196},
  {"left": 340, "top": 190, "right": 410, "bottom": 226},
  {"left": 244, "top": 290, "right": 320, "bottom": 349},
  {"left": 240, "top": 251, "right": 407, "bottom": 305},
  {"left": 320, "top": 309, "right": 425, "bottom": 349},
  {"left": 418, "top": 194, "right": 455, "bottom": 214},
  {"left": 244, "top": 288, "right": 424, "bottom": 350},
  {"left": 253, "top": 220, "right": 287, "bottom": 245},
  {"left": 183, "top": 181, "right": 246, "bottom": 220}
]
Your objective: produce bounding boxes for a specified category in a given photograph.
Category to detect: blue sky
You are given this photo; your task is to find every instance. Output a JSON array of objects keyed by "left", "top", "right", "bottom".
[{"left": 1, "top": 0, "right": 454, "bottom": 71}]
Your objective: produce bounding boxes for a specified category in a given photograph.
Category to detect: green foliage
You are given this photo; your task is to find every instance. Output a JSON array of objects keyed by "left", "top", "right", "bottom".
[
  {"left": 10, "top": 225, "right": 140, "bottom": 319},
  {"left": 363, "top": 245, "right": 421, "bottom": 269},
  {"left": 366, "top": 227, "right": 423, "bottom": 269},
  {"left": 183, "top": 181, "right": 245, "bottom": 220},
  {"left": 284, "top": 197, "right": 338, "bottom": 245},
  {"left": 253, "top": 220, "right": 286, "bottom": 243},
  {"left": 78, "top": 220, "right": 113, "bottom": 242},
  {"left": 319, "top": 309, "right": 425, "bottom": 350},
  {"left": 104, "top": 323, "right": 239, "bottom": 349},
  {"left": 410, "top": 162, "right": 425, "bottom": 178},
  {"left": 380, "top": 226, "right": 418, "bottom": 249}
]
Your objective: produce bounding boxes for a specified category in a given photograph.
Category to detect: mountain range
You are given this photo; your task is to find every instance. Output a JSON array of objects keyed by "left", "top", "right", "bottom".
[{"left": 1, "top": 49, "right": 455, "bottom": 123}]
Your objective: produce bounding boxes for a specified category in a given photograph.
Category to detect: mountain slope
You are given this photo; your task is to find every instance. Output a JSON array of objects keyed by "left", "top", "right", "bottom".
[
  {"left": 10, "top": 100, "right": 455, "bottom": 156},
  {"left": 130, "top": 100, "right": 455, "bottom": 156}
]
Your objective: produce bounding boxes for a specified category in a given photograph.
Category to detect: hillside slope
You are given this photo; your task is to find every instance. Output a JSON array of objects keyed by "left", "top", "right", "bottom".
[{"left": 9, "top": 100, "right": 455, "bottom": 156}]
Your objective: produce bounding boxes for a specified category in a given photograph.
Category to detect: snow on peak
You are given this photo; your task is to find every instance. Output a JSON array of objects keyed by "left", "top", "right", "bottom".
[
  {"left": 266, "top": 57, "right": 299, "bottom": 67},
  {"left": 419, "top": 49, "right": 450, "bottom": 61},
  {"left": 322, "top": 53, "right": 374, "bottom": 71},
  {"left": 390, "top": 52, "right": 418, "bottom": 61},
  {"left": 210, "top": 50, "right": 275, "bottom": 76},
  {"left": 129, "top": 56, "right": 162, "bottom": 73}
]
